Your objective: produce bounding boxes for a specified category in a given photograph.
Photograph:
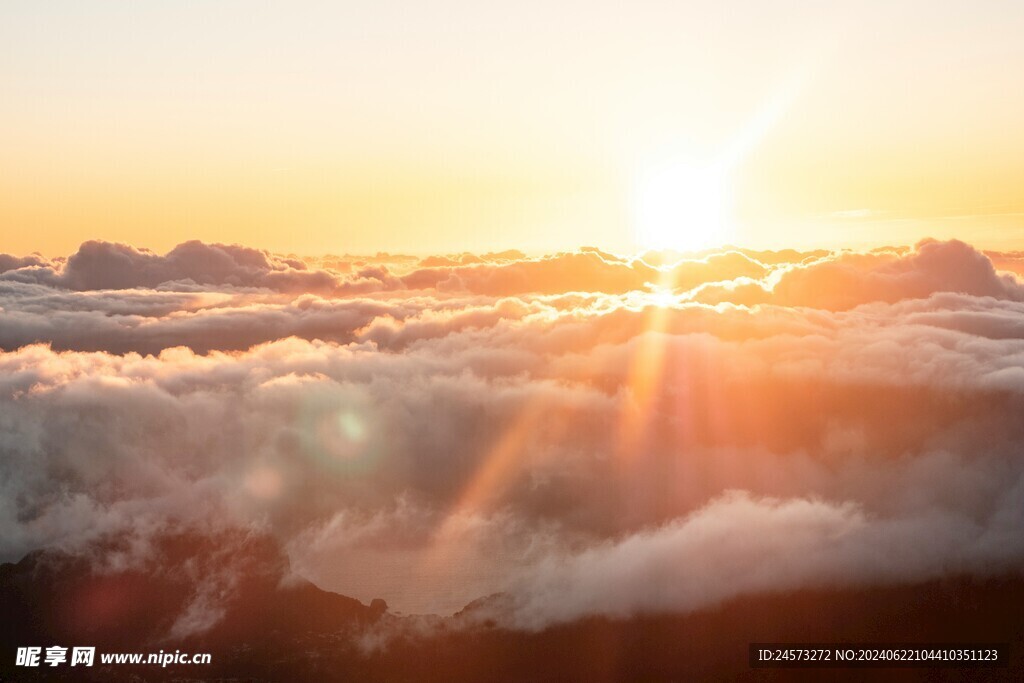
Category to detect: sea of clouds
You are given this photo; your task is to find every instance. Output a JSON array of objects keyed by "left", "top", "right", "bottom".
[{"left": 2, "top": 238, "right": 1024, "bottom": 633}]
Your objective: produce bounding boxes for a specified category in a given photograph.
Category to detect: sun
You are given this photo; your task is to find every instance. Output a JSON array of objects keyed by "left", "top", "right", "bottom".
[{"left": 632, "top": 159, "right": 734, "bottom": 253}]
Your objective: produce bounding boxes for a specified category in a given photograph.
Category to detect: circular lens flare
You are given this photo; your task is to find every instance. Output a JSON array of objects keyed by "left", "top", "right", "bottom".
[
  {"left": 297, "top": 392, "right": 381, "bottom": 475},
  {"left": 244, "top": 465, "right": 283, "bottom": 500}
]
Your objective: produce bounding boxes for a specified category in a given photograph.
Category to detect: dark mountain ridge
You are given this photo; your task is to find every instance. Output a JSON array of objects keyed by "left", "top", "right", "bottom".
[{"left": 2, "top": 531, "right": 1022, "bottom": 681}]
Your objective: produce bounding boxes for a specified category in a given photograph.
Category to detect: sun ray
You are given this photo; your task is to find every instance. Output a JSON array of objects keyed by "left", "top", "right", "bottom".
[
  {"left": 615, "top": 269, "right": 679, "bottom": 460},
  {"left": 632, "top": 66, "right": 812, "bottom": 253},
  {"left": 418, "top": 396, "right": 553, "bottom": 579}
]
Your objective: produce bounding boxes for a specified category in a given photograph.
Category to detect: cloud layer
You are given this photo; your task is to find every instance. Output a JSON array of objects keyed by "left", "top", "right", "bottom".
[{"left": 3, "top": 237, "right": 1024, "bottom": 630}]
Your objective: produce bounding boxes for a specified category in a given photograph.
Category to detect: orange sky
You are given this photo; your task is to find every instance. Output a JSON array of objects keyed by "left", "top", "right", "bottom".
[{"left": 3, "top": 0, "right": 1024, "bottom": 256}]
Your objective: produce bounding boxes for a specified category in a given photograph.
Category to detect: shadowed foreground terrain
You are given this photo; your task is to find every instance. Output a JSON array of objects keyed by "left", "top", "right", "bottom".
[{"left": 1, "top": 532, "right": 1021, "bottom": 682}]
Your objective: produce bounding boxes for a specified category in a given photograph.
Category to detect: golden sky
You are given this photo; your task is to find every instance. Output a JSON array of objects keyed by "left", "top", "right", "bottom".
[{"left": 3, "top": 0, "right": 1024, "bottom": 256}]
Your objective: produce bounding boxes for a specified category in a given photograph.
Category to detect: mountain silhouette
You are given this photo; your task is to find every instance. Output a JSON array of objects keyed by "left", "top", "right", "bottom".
[{"left": 1, "top": 530, "right": 1022, "bottom": 681}]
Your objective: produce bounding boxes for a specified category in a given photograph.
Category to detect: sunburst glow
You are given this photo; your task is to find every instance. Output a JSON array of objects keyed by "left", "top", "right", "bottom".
[{"left": 632, "top": 160, "right": 733, "bottom": 252}]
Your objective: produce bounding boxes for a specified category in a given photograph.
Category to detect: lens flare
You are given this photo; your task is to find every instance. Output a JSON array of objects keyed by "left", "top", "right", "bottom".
[
  {"left": 298, "top": 392, "right": 381, "bottom": 474},
  {"left": 244, "top": 465, "right": 284, "bottom": 500}
]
